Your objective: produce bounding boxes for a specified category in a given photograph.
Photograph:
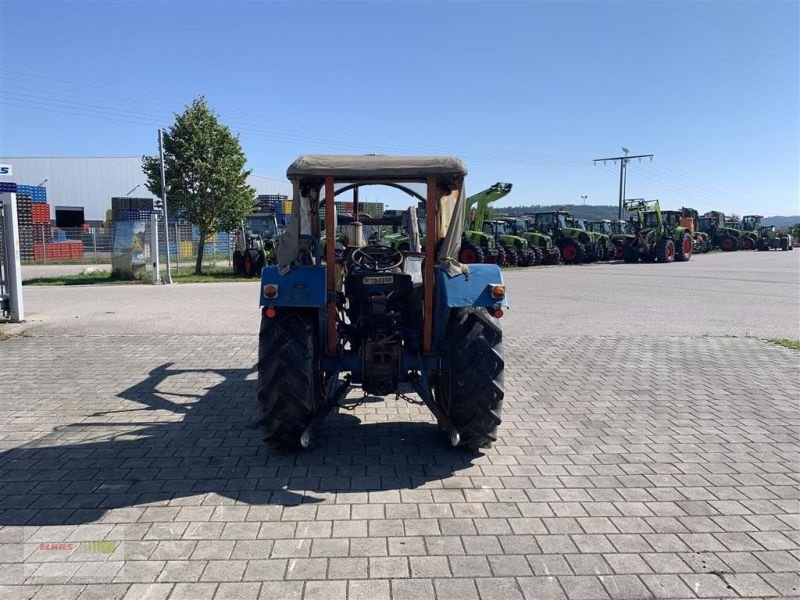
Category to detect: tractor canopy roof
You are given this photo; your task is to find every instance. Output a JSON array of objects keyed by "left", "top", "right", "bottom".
[{"left": 287, "top": 154, "right": 467, "bottom": 182}]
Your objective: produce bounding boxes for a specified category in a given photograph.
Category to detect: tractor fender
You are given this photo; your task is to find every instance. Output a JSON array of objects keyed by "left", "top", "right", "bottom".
[
  {"left": 259, "top": 265, "right": 327, "bottom": 307},
  {"left": 435, "top": 264, "right": 507, "bottom": 310},
  {"left": 433, "top": 264, "right": 507, "bottom": 347}
]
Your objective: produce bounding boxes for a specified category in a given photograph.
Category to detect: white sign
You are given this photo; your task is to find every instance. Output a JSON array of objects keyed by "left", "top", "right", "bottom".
[{"left": 0, "top": 164, "right": 12, "bottom": 176}]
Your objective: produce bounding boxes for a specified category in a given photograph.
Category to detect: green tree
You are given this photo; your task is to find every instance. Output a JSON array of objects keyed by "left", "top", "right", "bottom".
[{"left": 142, "top": 97, "right": 256, "bottom": 274}]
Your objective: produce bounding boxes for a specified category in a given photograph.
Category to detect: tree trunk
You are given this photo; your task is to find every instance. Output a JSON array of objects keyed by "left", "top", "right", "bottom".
[{"left": 195, "top": 231, "right": 206, "bottom": 275}]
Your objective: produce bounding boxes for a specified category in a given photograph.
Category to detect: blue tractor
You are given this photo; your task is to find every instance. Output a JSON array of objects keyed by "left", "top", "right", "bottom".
[{"left": 258, "top": 155, "right": 507, "bottom": 450}]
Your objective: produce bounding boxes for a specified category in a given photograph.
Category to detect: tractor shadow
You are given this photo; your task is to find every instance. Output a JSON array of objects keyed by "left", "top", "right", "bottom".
[{"left": 0, "top": 363, "right": 480, "bottom": 526}]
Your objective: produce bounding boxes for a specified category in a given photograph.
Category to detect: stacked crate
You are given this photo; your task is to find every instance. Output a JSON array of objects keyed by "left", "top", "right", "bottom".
[
  {"left": 34, "top": 241, "right": 84, "bottom": 261},
  {"left": 16, "top": 194, "right": 34, "bottom": 260},
  {"left": 17, "top": 184, "right": 47, "bottom": 204},
  {"left": 32, "top": 202, "right": 52, "bottom": 245},
  {"left": 110, "top": 197, "right": 156, "bottom": 222},
  {"left": 257, "top": 194, "right": 288, "bottom": 214}
]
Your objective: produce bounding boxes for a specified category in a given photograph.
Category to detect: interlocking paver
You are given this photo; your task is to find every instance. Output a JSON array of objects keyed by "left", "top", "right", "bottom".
[{"left": 1, "top": 334, "right": 797, "bottom": 600}]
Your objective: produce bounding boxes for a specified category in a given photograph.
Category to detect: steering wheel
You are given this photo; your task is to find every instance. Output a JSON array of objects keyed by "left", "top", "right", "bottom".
[{"left": 351, "top": 245, "right": 404, "bottom": 271}]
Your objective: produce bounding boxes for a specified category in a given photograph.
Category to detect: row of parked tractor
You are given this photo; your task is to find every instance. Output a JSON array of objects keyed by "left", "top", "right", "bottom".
[
  {"left": 232, "top": 182, "right": 793, "bottom": 276},
  {"left": 445, "top": 183, "right": 792, "bottom": 267}
]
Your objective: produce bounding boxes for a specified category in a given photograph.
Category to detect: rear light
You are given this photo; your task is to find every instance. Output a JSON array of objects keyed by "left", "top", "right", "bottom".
[
  {"left": 489, "top": 284, "right": 505, "bottom": 299},
  {"left": 494, "top": 309, "right": 504, "bottom": 318},
  {"left": 263, "top": 307, "right": 277, "bottom": 319}
]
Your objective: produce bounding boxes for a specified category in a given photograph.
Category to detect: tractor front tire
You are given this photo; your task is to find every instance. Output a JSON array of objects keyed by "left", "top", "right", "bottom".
[
  {"left": 546, "top": 247, "right": 561, "bottom": 264},
  {"left": 741, "top": 237, "right": 755, "bottom": 251},
  {"left": 675, "top": 234, "right": 693, "bottom": 262},
  {"left": 530, "top": 247, "right": 543, "bottom": 266},
  {"left": 622, "top": 240, "right": 639, "bottom": 263},
  {"left": 720, "top": 235, "right": 738, "bottom": 252},
  {"left": 257, "top": 311, "right": 321, "bottom": 450},
  {"left": 435, "top": 308, "right": 504, "bottom": 449},
  {"left": 505, "top": 249, "right": 518, "bottom": 267},
  {"left": 458, "top": 242, "right": 485, "bottom": 264},
  {"left": 560, "top": 241, "right": 585, "bottom": 264},
  {"left": 656, "top": 238, "right": 676, "bottom": 263}
]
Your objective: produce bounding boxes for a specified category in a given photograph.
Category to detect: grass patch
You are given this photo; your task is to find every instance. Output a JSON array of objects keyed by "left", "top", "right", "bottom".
[
  {"left": 23, "top": 267, "right": 255, "bottom": 286},
  {"left": 23, "top": 271, "right": 144, "bottom": 286},
  {"left": 772, "top": 339, "right": 800, "bottom": 350}
]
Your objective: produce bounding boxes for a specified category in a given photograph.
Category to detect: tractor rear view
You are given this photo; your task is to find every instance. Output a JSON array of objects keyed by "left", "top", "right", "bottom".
[{"left": 258, "top": 155, "right": 506, "bottom": 451}]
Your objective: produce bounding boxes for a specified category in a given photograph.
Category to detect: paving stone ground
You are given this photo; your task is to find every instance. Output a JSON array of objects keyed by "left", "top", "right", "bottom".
[{"left": 0, "top": 334, "right": 798, "bottom": 600}]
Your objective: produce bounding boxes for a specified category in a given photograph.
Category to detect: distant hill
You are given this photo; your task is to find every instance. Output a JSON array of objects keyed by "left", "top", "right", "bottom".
[{"left": 762, "top": 215, "right": 800, "bottom": 228}]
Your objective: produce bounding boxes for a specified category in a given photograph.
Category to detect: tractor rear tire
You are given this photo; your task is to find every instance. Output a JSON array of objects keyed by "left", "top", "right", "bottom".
[
  {"left": 257, "top": 311, "right": 321, "bottom": 450},
  {"left": 560, "top": 241, "right": 585, "bottom": 264},
  {"left": 435, "top": 308, "right": 504, "bottom": 449},
  {"left": 720, "top": 235, "right": 738, "bottom": 252},
  {"left": 505, "top": 249, "right": 518, "bottom": 267},
  {"left": 656, "top": 238, "right": 676, "bottom": 263},
  {"left": 622, "top": 240, "right": 639, "bottom": 263},
  {"left": 675, "top": 233, "right": 693, "bottom": 262},
  {"left": 614, "top": 241, "right": 624, "bottom": 260},
  {"left": 244, "top": 249, "right": 264, "bottom": 277},
  {"left": 233, "top": 250, "right": 245, "bottom": 276},
  {"left": 780, "top": 238, "right": 790, "bottom": 251},
  {"left": 458, "top": 242, "right": 485, "bottom": 264},
  {"left": 494, "top": 248, "right": 506, "bottom": 266}
]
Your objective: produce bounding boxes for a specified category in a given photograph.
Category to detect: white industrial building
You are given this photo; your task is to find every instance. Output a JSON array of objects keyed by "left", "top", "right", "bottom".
[{"left": 0, "top": 157, "right": 292, "bottom": 222}]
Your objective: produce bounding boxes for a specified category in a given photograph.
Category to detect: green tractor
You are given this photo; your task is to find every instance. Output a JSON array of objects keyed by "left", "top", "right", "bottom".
[
  {"left": 756, "top": 225, "right": 794, "bottom": 251},
  {"left": 458, "top": 183, "right": 513, "bottom": 265},
  {"left": 233, "top": 213, "right": 280, "bottom": 277},
  {"left": 568, "top": 218, "right": 610, "bottom": 261},
  {"left": 724, "top": 216, "right": 757, "bottom": 250},
  {"left": 739, "top": 215, "right": 762, "bottom": 250},
  {"left": 606, "top": 219, "right": 636, "bottom": 259},
  {"left": 585, "top": 220, "right": 619, "bottom": 260},
  {"left": 680, "top": 207, "right": 710, "bottom": 253},
  {"left": 482, "top": 219, "right": 536, "bottom": 266},
  {"left": 528, "top": 210, "right": 597, "bottom": 264},
  {"left": 503, "top": 216, "right": 561, "bottom": 265},
  {"left": 622, "top": 200, "right": 693, "bottom": 263},
  {"left": 698, "top": 211, "right": 741, "bottom": 251}
]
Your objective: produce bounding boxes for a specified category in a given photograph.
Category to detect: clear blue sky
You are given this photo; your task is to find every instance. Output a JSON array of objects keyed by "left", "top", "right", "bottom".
[{"left": 1, "top": 0, "right": 798, "bottom": 215}]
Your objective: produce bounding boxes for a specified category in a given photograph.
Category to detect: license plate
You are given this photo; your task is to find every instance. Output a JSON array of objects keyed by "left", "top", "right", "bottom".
[{"left": 363, "top": 276, "right": 393, "bottom": 285}]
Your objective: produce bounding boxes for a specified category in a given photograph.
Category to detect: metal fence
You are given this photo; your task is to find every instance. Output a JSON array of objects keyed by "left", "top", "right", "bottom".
[{"left": 23, "top": 222, "right": 236, "bottom": 273}]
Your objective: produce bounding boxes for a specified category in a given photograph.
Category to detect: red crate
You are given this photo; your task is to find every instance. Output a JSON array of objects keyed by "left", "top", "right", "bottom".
[{"left": 32, "top": 203, "right": 51, "bottom": 224}]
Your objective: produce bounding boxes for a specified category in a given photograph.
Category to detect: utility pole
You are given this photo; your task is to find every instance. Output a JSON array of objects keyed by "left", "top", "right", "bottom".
[
  {"left": 158, "top": 129, "right": 173, "bottom": 283},
  {"left": 594, "top": 147, "right": 653, "bottom": 219}
]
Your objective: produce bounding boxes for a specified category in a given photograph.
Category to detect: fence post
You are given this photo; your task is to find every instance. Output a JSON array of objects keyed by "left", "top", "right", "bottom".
[
  {"left": 42, "top": 225, "right": 47, "bottom": 264},
  {"left": 92, "top": 228, "right": 98, "bottom": 263},
  {"left": 175, "top": 223, "right": 181, "bottom": 274}
]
